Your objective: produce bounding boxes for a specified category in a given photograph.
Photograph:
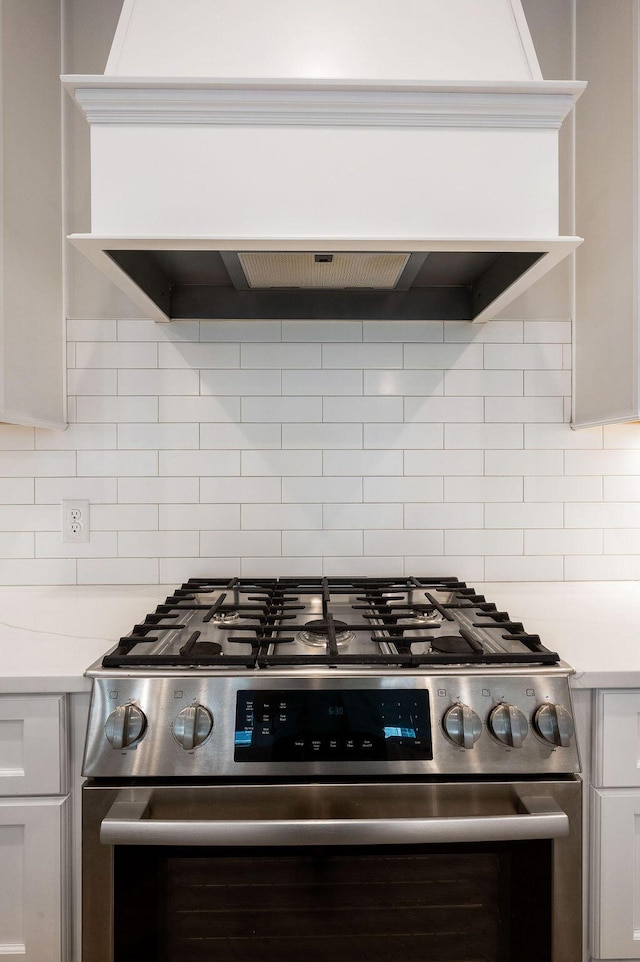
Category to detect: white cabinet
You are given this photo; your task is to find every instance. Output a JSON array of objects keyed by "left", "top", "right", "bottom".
[
  {"left": 591, "top": 690, "right": 640, "bottom": 959},
  {"left": 0, "top": 695, "right": 70, "bottom": 962},
  {"left": 574, "top": 0, "right": 640, "bottom": 428},
  {"left": 0, "top": 0, "right": 66, "bottom": 429}
]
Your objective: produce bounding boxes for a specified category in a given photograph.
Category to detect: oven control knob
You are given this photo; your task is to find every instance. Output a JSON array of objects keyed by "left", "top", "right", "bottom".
[
  {"left": 173, "top": 704, "right": 213, "bottom": 750},
  {"left": 534, "top": 703, "right": 574, "bottom": 748},
  {"left": 443, "top": 704, "right": 482, "bottom": 749},
  {"left": 489, "top": 704, "right": 528, "bottom": 748},
  {"left": 105, "top": 703, "right": 147, "bottom": 749}
]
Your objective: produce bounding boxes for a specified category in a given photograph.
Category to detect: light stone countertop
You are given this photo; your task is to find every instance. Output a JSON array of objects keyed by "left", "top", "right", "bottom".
[{"left": 0, "top": 581, "right": 638, "bottom": 693}]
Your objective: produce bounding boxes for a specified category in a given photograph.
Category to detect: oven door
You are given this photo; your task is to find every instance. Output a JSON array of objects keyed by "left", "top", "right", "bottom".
[{"left": 83, "top": 778, "right": 581, "bottom": 962}]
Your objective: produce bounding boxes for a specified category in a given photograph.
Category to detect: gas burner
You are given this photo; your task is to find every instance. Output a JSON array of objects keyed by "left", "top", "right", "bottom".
[
  {"left": 211, "top": 609, "right": 239, "bottom": 624},
  {"left": 298, "top": 618, "right": 356, "bottom": 648},
  {"left": 407, "top": 607, "right": 443, "bottom": 624}
]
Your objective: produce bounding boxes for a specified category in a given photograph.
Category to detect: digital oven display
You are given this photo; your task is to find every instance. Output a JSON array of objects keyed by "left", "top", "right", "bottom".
[{"left": 234, "top": 689, "right": 432, "bottom": 762}]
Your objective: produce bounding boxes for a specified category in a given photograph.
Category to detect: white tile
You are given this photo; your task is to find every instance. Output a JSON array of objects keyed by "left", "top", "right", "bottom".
[
  {"left": 603, "top": 423, "right": 640, "bottom": 448},
  {"left": 201, "top": 320, "right": 282, "bottom": 341},
  {"left": 159, "top": 396, "right": 240, "bottom": 422},
  {"left": 524, "top": 320, "right": 571, "bottom": 343},
  {"left": 159, "top": 342, "right": 240, "bottom": 368},
  {"left": 0, "top": 532, "right": 34, "bottom": 558},
  {"left": 283, "top": 370, "right": 362, "bottom": 395},
  {"left": 160, "top": 504, "right": 239, "bottom": 530},
  {"left": 36, "top": 477, "right": 117, "bottom": 504},
  {"left": 445, "top": 320, "right": 523, "bottom": 343},
  {"left": 484, "top": 344, "right": 563, "bottom": 370},
  {"left": 0, "top": 558, "right": 76, "bottom": 585},
  {"left": 445, "top": 477, "right": 522, "bottom": 503},
  {"left": 283, "top": 530, "right": 362, "bottom": 556},
  {"left": 241, "top": 557, "right": 320, "bottom": 577},
  {"left": 444, "top": 424, "right": 522, "bottom": 449},
  {"left": 242, "top": 504, "right": 323, "bottom": 530},
  {"left": 524, "top": 371, "right": 571, "bottom": 396},
  {"left": 484, "top": 502, "right": 563, "bottom": 528},
  {"left": 364, "top": 370, "right": 444, "bottom": 396},
  {"left": 484, "top": 556, "right": 563, "bottom": 580},
  {"left": 405, "top": 343, "right": 484, "bottom": 369},
  {"left": 605, "top": 529, "right": 640, "bottom": 553},
  {"left": 0, "top": 505, "right": 58, "bottom": 531},
  {"left": 604, "top": 477, "right": 640, "bottom": 501},
  {"left": 485, "top": 397, "right": 563, "bottom": 422},
  {"left": 119, "top": 531, "right": 199, "bottom": 557},
  {"left": 524, "top": 476, "right": 603, "bottom": 502},
  {"left": 67, "top": 397, "right": 77, "bottom": 422},
  {"left": 404, "top": 450, "right": 484, "bottom": 475},
  {"left": 78, "top": 558, "right": 159, "bottom": 584},
  {"left": 524, "top": 423, "right": 603, "bottom": 448},
  {"left": 525, "top": 529, "right": 603, "bottom": 554},
  {"left": 35, "top": 424, "right": 116, "bottom": 450},
  {"left": 241, "top": 397, "right": 321, "bottom": 422},
  {"left": 322, "top": 503, "right": 403, "bottom": 529},
  {"left": 282, "top": 477, "right": 362, "bottom": 503},
  {"left": 485, "top": 450, "right": 564, "bottom": 476},
  {"left": 118, "top": 477, "right": 199, "bottom": 504},
  {"left": 564, "top": 502, "right": 640, "bottom": 528},
  {"left": 363, "top": 321, "right": 443, "bottom": 342},
  {"left": 68, "top": 369, "right": 118, "bottom": 396},
  {"left": 118, "top": 423, "right": 199, "bottom": 450},
  {"left": 200, "top": 530, "right": 282, "bottom": 557},
  {"left": 76, "top": 342, "right": 157, "bottom": 368},
  {"left": 364, "top": 423, "right": 443, "bottom": 449},
  {"left": 0, "top": 451, "right": 76, "bottom": 477},
  {"left": 323, "top": 556, "right": 405, "bottom": 577},
  {"left": 404, "top": 503, "right": 483, "bottom": 529},
  {"left": 563, "top": 345, "right": 572, "bottom": 371},
  {"left": 0, "top": 478, "right": 34, "bottom": 504},
  {"left": 282, "top": 424, "right": 362, "bottom": 449},
  {"left": 67, "top": 318, "right": 117, "bottom": 341},
  {"left": 565, "top": 449, "right": 640, "bottom": 475},
  {"left": 364, "top": 529, "right": 444, "bottom": 555},
  {"left": 119, "top": 369, "right": 200, "bottom": 396},
  {"left": 0, "top": 425, "right": 35, "bottom": 449},
  {"left": 200, "top": 369, "right": 281, "bottom": 396},
  {"left": 363, "top": 477, "right": 443, "bottom": 502},
  {"left": 160, "top": 558, "right": 241, "bottom": 582},
  {"left": 92, "top": 504, "right": 159, "bottom": 531},
  {"left": 77, "top": 450, "right": 157, "bottom": 477},
  {"left": 67, "top": 342, "right": 76, "bottom": 368},
  {"left": 241, "top": 451, "right": 322, "bottom": 476},
  {"left": 158, "top": 450, "right": 240, "bottom": 476},
  {"left": 118, "top": 318, "right": 200, "bottom": 341},
  {"left": 322, "top": 343, "right": 402, "bottom": 369},
  {"left": 405, "top": 556, "right": 486, "bottom": 581},
  {"left": 564, "top": 556, "right": 640, "bottom": 580},
  {"left": 283, "top": 321, "right": 361, "bottom": 342},
  {"left": 35, "top": 531, "right": 117, "bottom": 558},
  {"left": 404, "top": 397, "right": 484, "bottom": 422},
  {"left": 445, "top": 529, "right": 523, "bottom": 555},
  {"left": 323, "top": 397, "right": 403, "bottom": 422},
  {"left": 200, "top": 477, "right": 281, "bottom": 503},
  {"left": 323, "top": 450, "right": 403, "bottom": 476},
  {"left": 241, "top": 343, "right": 321, "bottom": 368},
  {"left": 76, "top": 396, "right": 158, "bottom": 423},
  {"left": 200, "top": 423, "right": 281, "bottom": 449},
  {"left": 444, "top": 371, "right": 523, "bottom": 396}
]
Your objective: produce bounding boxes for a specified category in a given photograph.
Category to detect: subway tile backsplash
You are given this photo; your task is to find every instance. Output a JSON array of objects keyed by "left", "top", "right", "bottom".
[{"left": 1, "top": 316, "right": 639, "bottom": 584}]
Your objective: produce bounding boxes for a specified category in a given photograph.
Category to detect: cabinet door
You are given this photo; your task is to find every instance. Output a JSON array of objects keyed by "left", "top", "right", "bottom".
[
  {"left": 0, "top": 695, "right": 66, "bottom": 795},
  {"left": 594, "top": 691, "right": 640, "bottom": 788},
  {"left": 0, "top": 796, "right": 69, "bottom": 962},
  {"left": 592, "top": 787, "right": 640, "bottom": 958}
]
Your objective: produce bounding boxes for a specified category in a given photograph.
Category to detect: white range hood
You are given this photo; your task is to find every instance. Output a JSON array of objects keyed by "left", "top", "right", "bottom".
[{"left": 63, "top": 0, "right": 585, "bottom": 323}]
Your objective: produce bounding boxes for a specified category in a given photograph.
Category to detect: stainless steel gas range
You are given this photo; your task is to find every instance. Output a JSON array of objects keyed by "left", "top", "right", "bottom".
[{"left": 82, "top": 576, "right": 582, "bottom": 962}]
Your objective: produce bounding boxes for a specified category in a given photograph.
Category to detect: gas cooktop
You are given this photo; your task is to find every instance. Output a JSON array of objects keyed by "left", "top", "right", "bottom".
[{"left": 99, "top": 575, "right": 559, "bottom": 671}]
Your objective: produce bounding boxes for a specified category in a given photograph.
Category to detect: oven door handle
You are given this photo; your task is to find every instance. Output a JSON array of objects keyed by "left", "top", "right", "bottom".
[{"left": 100, "top": 791, "right": 570, "bottom": 847}]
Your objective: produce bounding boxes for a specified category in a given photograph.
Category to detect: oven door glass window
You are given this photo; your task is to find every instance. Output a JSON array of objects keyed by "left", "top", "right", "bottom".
[{"left": 114, "top": 841, "right": 552, "bottom": 962}]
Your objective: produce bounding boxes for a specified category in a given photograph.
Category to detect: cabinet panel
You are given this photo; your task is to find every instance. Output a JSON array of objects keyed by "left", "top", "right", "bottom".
[
  {"left": 0, "top": 796, "right": 68, "bottom": 962},
  {"left": 0, "top": 695, "right": 66, "bottom": 795},
  {"left": 592, "top": 788, "right": 640, "bottom": 958},
  {"left": 595, "top": 691, "right": 640, "bottom": 788}
]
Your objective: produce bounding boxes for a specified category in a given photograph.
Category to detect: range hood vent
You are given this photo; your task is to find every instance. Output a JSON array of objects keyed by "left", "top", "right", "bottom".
[{"left": 64, "top": 0, "right": 585, "bottom": 323}]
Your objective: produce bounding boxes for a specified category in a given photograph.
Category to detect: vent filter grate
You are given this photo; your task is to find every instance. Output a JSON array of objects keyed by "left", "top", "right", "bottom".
[{"left": 237, "top": 252, "right": 410, "bottom": 289}]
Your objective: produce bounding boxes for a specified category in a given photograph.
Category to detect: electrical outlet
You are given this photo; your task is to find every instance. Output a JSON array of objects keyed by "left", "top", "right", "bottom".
[{"left": 61, "top": 500, "right": 90, "bottom": 543}]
